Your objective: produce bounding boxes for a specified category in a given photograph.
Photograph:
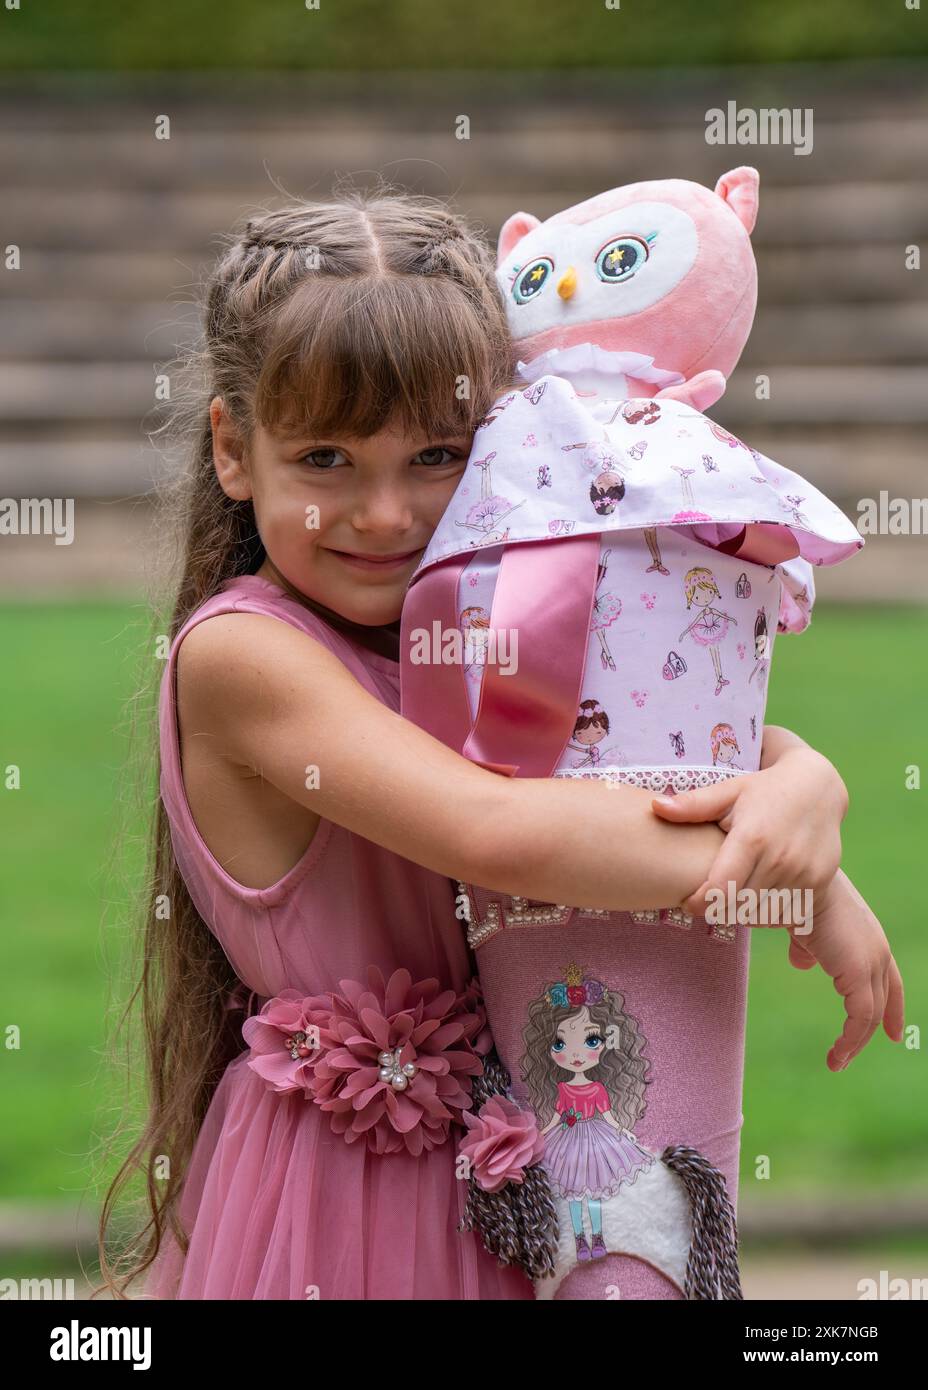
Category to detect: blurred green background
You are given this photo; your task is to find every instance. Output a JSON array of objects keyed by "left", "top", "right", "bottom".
[{"left": 0, "top": 0, "right": 926, "bottom": 69}]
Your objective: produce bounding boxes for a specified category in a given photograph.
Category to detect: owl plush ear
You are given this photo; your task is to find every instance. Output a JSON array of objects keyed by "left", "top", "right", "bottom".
[
  {"left": 497, "top": 211, "right": 542, "bottom": 265},
  {"left": 714, "top": 166, "right": 760, "bottom": 235}
]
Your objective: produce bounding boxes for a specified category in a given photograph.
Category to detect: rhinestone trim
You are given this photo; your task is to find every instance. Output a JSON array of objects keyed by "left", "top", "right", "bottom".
[{"left": 553, "top": 764, "right": 747, "bottom": 792}]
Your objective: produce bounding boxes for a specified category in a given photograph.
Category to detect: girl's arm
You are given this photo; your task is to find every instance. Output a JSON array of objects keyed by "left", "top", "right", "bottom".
[{"left": 178, "top": 612, "right": 724, "bottom": 912}]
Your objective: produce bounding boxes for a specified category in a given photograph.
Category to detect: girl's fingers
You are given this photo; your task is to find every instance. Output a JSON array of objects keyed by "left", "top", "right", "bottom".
[
  {"left": 882, "top": 956, "right": 905, "bottom": 1042},
  {"left": 787, "top": 935, "right": 817, "bottom": 970},
  {"left": 651, "top": 784, "right": 739, "bottom": 826},
  {"left": 829, "top": 970, "right": 879, "bottom": 1069},
  {"left": 680, "top": 836, "right": 760, "bottom": 917}
]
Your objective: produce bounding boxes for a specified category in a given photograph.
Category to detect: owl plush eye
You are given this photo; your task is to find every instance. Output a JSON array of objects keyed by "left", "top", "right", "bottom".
[
  {"left": 511, "top": 256, "right": 554, "bottom": 304},
  {"left": 595, "top": 235, "right": 651, "bottom": 283}
]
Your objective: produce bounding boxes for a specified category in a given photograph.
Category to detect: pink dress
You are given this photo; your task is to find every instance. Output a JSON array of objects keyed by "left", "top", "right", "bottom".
[
  {"left": 144, "top": 574, "right": 533, "bottom": 1301},
  {"left": 544, "top": 1082, "right": 655, "bottom": 1201}
]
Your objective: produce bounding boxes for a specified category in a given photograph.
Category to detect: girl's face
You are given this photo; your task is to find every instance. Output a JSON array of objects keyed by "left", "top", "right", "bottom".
[
  {"left": 716, "top": 739, "right": 736, "bottom": 764},
  {"left": 691, "top": 583, "right": 714, "bottom": 609},
  {"left": 211, "top": 399, "right": 472, "bottom": 627},
  {"left": 574, "top": 722, "right": 606, "bottom": 747},
  {"left": 550, "top": 1006, "right": 606, "bottom": 1076}
]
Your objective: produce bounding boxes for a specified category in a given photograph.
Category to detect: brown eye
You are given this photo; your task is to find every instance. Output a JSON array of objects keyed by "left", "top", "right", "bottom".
[
  {"left": 415, "top": 447, "right": 458, "bottom": 467},
  {"left": 300, "top": 448, "right": 345, "bottom": 470}
]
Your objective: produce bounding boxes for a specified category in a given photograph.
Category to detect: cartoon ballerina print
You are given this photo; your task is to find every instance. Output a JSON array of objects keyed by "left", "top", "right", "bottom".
[
  {"left": 710, "top": 722, "right": 742, "bottom": 768},
  {"left": 454, "top": 448, "right": 525, "bottom": 546},
  {"left": 459, "top": 605, "right": 491, "bottom": 684},
  {"left": 748, "top": 608, "right": 771, "bottom": 689},
  {"left": 520, "top": 965, "right": 655, "bottom": 1262},
  {"left": 670, "top": 465, "right": 712, "bottom": 524},
  {"left": 566, "top": 698, "right": 617, "bottom": 768},
  {"left": 643, "top": 527, "right": 669, "bottom": 575},
  {"left": 591, "top": 549, "right": 622, "bottom": 671},
  {"left": 678, "top": 566, "right": 738, "bottom": 696}
]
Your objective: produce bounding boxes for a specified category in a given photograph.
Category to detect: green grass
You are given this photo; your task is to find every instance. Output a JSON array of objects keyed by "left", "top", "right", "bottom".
[
  {"left": 0, "top": 601, "right": 154, "bottom": 1201},
  {"left": 0, "top": 601, "right": 925, "bottom": 1216},
  {"left": 0, "top": 0, "right": 924, "bottom": 71},
  {"left": 746, "top": 605, "right": 928, "bottom": 1196}
]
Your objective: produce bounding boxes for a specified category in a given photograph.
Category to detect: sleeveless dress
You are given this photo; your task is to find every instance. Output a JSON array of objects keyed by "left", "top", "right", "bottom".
[
  {"left": 401, "top": 359, "right": 863, "bottom": 1300},
  {"left": 144, "top": 573, "right": 533, "bottom": 1301}
]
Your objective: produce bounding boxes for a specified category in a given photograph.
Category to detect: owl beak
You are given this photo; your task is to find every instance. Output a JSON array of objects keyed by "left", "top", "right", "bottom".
[{"left": 556, "top": 267, "right": 577, "bottom": 300}]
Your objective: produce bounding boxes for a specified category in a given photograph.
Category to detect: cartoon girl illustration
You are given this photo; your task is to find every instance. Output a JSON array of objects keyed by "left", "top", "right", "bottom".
[
  {"left": 567, "top": 698, "right": 612, "bottom": 768},
  {"left": 706, "top": 419, "right": 751, "bottom": 452},
  {"left": 643, "top": 527, "right": 669, "bottom": 575},
  {"left": 520, "top": 965, "right": 655, "bottom": 1262},
  {"left": 475, "top": 393, "right": 516, "bottom": 430},
  {"left": 670, "top": 465, "right": 712, "bottom": 523},
  {"left": 454, "top": 448, "right": 525, "bottom": 546},
  {"left": 459, "top": 605, "right": 491, "bottom": 683},
  {"left": 591, "top": 549, "right": 622, "bottom": 671},
  {"left": 747, "top": 608, "right": 770, "bottom": 689},
  {"left": 678, "top": 566, "right": 738, "bottom": 696},
  {"left": 619, "top": 399, "right": 661, "bottom": 427},
  {"left": 710, "top": 722, "right": 742, "bottom": 768},
  {"left": 590, "top": 469, "right": 625, "bottom": 517}
]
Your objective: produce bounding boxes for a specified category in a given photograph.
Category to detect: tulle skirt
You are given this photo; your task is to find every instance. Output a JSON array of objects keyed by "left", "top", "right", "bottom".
[{"left": 140, "top": 1052, "right": 533, "bottom": 1301}]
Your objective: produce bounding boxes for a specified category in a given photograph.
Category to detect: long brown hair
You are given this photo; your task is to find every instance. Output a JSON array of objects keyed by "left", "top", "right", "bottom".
[{"left": 92, "top": 179, "right": 516, "bottom": 1297}]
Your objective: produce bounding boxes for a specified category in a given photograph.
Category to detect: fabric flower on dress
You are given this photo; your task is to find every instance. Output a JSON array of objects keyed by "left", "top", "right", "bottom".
[
  {"left": 309, "top": 966, "right": 488, "bottom": 1157},
  {"left": 459, "top": 1097, "right": 546, "bottom": 1192},
  {"left": 241, "top": 989, "right": 329, "bottom": 1098}
]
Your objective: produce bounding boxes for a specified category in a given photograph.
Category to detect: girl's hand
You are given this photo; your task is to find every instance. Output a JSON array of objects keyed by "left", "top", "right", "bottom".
[
  {"left": 787, "top": 870, "right": 904, "bottom": 1070},
  {"left": 651, "top": 741, "right": 848, "bottom": 917}
]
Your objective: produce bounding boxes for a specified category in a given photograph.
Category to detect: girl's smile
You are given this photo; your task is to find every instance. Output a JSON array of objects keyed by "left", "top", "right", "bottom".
[{"left": 325, "top": 544, "right": 426, "bottom": 572}]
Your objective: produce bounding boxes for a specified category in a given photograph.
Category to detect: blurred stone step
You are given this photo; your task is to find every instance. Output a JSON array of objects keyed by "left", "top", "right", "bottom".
[
  {"left": 2, "top": 244, "right": 920, "bottom": 307},
  {"left": 2, "top": 362, "right": 925, "bottom": 427},
  {"left": 2, "top": 296, "right": 925, "bottom": 366},
  {"left": 1, "top": 63, "right": 925, "bottom": 127},
  {"left": 0, "top": 437, "right": 163, "bottom": 496},
  {"left": 6, "top": 181, "right": 927, "bottom": 251},
  {"left": 0, "top": 300, "right": 200, "bottom": 361},
  {"left": 748, "top": 302, "right": 928, "bottom": 364},
  {"left": 3, "top": 119, "right": 926, "bottom": 191},
  {"left": 718, "top": 367, "right": 928, "bottom": 427},
  {"left": 755, "top": 245, "right": 923, "bottom": 305}
]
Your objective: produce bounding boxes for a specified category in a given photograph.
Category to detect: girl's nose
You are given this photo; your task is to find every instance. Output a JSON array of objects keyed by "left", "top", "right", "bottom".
[{"left": 351, "top": 490, "right": 415, "bottom": 534}]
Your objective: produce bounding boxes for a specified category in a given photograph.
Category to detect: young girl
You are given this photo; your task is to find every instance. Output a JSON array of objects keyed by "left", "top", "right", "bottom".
[{"left": 96, "top": 187, "right": 901, "bottom": 1302}]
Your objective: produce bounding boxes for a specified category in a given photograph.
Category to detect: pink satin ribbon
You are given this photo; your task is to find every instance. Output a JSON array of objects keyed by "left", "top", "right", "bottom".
[{"left": 401, "top": 536, "right": 602, "bottom": 778}]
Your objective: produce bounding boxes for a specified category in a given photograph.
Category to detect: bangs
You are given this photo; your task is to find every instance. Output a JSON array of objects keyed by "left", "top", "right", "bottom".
[{"left": 252, "top": 272, "right": 513, "bottom": 444}]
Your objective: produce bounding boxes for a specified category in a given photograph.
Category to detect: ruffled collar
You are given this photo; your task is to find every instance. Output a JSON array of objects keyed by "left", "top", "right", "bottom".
[{"left": 515, "top": 341, "right": 685, "bottom": 390}]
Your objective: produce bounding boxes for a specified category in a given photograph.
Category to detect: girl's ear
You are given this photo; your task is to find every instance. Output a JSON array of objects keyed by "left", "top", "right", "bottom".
[
  {"left": 713, "top": 166, "right": 760, "bottom": 235},
  {"left": 497, "top": 211, "right": 542, "bottom": 266}
]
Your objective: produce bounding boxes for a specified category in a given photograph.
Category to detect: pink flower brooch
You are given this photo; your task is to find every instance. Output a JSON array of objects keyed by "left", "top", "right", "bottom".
[
  {"left": 242, "top": 967, "right": 490, "bottom": 1157},
  {"left": 458, "top": 1097, "right": 545, "bottom": 1192}
]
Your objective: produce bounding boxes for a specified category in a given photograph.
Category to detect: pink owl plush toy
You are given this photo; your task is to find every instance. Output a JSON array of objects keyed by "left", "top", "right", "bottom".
[{"left": 399, "top": 170, "right": 863, "bottom": 1299}]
